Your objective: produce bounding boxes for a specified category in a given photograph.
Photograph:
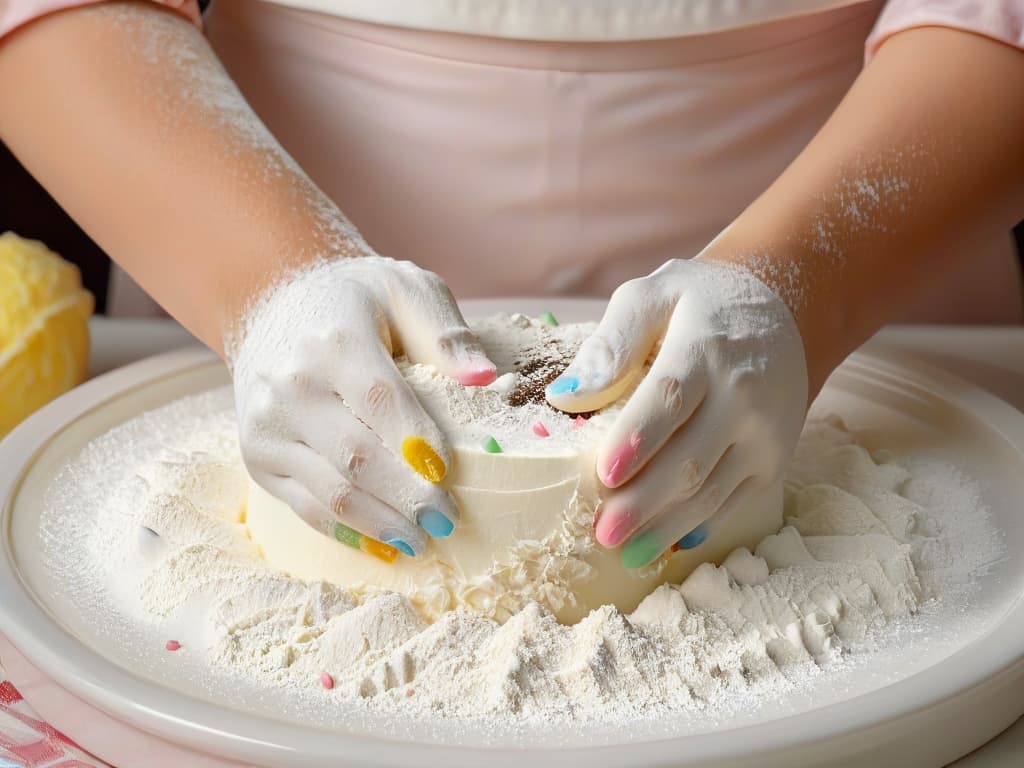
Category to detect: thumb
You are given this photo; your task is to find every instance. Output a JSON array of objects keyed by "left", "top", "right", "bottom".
[{"left": 545, "top": 278, "right": 674, "bottom": 413}]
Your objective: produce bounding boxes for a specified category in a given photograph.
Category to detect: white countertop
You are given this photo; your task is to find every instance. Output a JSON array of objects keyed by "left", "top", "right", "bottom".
[{"left": 85, "top": 317, "right": 1024, "bottom": 766}]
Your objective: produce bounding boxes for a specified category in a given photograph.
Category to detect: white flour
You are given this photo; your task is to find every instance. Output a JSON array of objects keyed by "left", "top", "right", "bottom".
[{"left": 40, "top": 390, "right": 1004, "bottom": 726}]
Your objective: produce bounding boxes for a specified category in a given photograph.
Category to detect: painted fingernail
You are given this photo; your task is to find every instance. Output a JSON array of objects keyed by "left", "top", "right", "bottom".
[
  {"left": 384, "top": 537, "right": 416, "bottom": 557},
  {"left": 620, "top": 530, "right": 665, "bottom": 570},
  {"left": 547, "top": 375, "right": 580, "bottom": 396},
  {"left": 600, "top": 431, "right": 642, "bottom": 487},
  {"left": 334, "top": 522, "right": 399, "bottom": 563},
  {"left": 456, "top": 364, "right": 498, "bottom": 387},
  {"left": 402, "top": 436, "right": 447, "bottom": 483},
  {"left": 418, "top": 507, "right": 454, "bottom": 538},
  {"left": 595, "top": 508, "right": 635, "bottom": 548},
  {"left": 676, "top": 524, "right": 708, "bottom": 550}
]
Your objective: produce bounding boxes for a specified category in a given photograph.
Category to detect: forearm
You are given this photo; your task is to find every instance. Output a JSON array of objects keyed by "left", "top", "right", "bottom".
[
  {"left": 700, "top": 27, "right": 1024, "bottom": 395},
  {"left": 0, "top": 1, "right": 366, "bottom": 355}
]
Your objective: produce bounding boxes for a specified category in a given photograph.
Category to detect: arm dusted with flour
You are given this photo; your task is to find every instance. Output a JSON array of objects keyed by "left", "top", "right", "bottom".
[
  {"left": 0, "top": 1, "right": 352, "bottom": 353},
  {"left": 0, "top": 2, "right": 497, "bottom": 554},
  {"left": 555, "top": 26, "right": 1024, "bottom": 569},
  {"left": 700, "top": 26, "right": 1024, "bottom": 396}
]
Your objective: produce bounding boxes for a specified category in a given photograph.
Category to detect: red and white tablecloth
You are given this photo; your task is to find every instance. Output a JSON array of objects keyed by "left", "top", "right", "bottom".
[{"left": 0, "top": 662, "right": 108, "bottom": 768}]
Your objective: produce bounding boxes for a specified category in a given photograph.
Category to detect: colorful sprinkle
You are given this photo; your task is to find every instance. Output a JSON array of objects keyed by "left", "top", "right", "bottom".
[
  {"left": 532, "top": 421, "right": 550, "bottom": 437},
  {"left": 406, "top": 688, "right": 415, "bottom": 697},
  {"left": 539, "top": 311, "right": 559, "bottom": 327},
  {"left": 572, "top": 415, "right": 588, "bottom": 429},
  {"left": 165, "top": 640, "right": 181, "bottom": 652},
  {"left": 401, "top": 436, "right": 447, "bottom": 483},
  {"left": 483, "top": 436, "right": 503, "bottom": 454},
  {"left": 334, "top": 522, "right": 399, "bottom": 563},
  {"left": 320, "top": 672, "right": 335, "bottom": 690}
]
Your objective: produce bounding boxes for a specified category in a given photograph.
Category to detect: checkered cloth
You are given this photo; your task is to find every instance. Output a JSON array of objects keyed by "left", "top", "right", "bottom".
[{"left": 0, "top": 660, "right": 108, "bottom": 768}]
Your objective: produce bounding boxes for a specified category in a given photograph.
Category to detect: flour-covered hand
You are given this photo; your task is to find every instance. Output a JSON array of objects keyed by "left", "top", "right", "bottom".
[
  {"left": 546, "top": 258, "right": 807, "bottom": 568},
  {"left": 229, "top": 256, "right": 497, "bottom": 557}
]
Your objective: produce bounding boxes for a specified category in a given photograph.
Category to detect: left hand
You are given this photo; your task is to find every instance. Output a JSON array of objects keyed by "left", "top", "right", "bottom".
[{"left": 545, "top": 258, "right": 808, "bottom": 568}]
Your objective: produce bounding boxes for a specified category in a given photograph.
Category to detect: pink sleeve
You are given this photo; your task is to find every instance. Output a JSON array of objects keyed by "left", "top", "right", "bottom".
[
  {"left": 0, "top": 0, "right": 201, "bottom": 40},
  {"left": 867, "top": 0, "right": 1024, "bottom": 60}
]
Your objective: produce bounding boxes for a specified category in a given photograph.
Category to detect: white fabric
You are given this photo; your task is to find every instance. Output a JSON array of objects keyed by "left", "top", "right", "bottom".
[{"left": 259, "top": 0, "right": 872, "bottom": 40}]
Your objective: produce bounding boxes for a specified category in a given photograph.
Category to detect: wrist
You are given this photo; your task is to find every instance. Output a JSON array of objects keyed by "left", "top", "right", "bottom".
[{"left": 694, "top": 239, "right": 852, "bottom": 401}]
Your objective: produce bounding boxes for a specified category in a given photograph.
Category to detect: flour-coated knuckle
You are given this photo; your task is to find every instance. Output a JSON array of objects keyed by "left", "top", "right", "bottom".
[{"left": 610, "top": 278, "right": 647, "bottom": 307}]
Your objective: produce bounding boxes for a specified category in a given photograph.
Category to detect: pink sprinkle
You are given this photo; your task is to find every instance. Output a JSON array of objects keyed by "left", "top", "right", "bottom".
[
  {"left": 572, "top": 415, "right": 588, "bottom": 429},
  {"left": 406, "top": 688, "right": 415, "bottom": 697},
  {"left": 165, "top": 640, "right": 181, "bottom": 652},
  {"left": 532, "top": 421, "right": 550, "bottom": 437},
  {"left": 320, "top": 672, "right": 335, "bottom": 690}
]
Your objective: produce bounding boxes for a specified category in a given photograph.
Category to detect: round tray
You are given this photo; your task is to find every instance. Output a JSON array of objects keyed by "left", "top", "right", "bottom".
[{"left": 1, "top": 298, "right": 1023, "bottom": 767}]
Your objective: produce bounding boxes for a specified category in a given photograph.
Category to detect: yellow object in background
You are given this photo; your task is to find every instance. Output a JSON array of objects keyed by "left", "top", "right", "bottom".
[{"left": 0, "top": 232, "right": 94, "bottom": 438}]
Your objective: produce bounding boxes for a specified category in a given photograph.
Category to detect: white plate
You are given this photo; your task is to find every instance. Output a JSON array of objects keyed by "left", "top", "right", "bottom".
[{"left": 1, "top": 298, "right": 1023, "bottom": 768}]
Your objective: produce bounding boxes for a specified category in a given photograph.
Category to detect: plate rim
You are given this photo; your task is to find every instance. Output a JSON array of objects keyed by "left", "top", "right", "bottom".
[{"left": 1, "top": 328, "right": 1024, "bottom": 766}]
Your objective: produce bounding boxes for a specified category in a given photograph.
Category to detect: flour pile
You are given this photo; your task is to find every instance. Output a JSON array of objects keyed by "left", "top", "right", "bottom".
[{"left": 42, "top": 389, "right": 1002, "bottom": 724}]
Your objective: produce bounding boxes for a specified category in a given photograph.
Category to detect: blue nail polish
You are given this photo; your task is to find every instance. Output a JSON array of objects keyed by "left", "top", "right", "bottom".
[
  {"left": 677, "top": 524, "right": 708, "bottom": 550},
  {"left": 384, "top": 538, "right": 416, "bottom": 556},
  {"left": 548, "top": 376, "right": 580, "bottom": 396},
  {"left": 419, "top": 508, "right": 455, "bottom": 538}
]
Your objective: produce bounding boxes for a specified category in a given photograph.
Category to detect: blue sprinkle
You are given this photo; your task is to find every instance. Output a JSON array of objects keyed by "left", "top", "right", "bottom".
[
  {"left": 548, "top": 376, "right": 580, "bottom": 396},
  {"left": 677, "top": 525, "right": 709, "bottom": 550}
]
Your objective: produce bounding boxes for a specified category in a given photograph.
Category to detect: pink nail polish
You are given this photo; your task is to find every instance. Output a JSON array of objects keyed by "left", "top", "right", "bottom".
[
  {"left": 600, "top": 432, "right": 642, "bottom": 487},
  {"left": 595, "top": 508, "right": 635, "bottom": 547},
  {"left": 456, "top": 364, "right": 498, "bottom": 387}
]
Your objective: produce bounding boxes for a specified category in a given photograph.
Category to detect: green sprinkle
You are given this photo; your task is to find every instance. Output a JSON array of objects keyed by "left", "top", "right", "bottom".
[
  {"left": 539, "top": 311, "right": 559, "bottom": 327},
  {"left": 483, "top": 436, "right": 503, "bottom": 454},
  {"left": 334, "top": 522, "right": 362, "bottom": 549},
  {"left": 620, "top": 530, "right": 665, "bottom": 570}
]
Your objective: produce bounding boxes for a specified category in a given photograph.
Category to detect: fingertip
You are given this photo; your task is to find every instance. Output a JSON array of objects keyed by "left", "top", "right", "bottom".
[
  {"left": 620, "top": 530, "right": 666, "bottom": 570},
  {"left": 676, "top": 523, "right": 709, "bottom": 550},
  {"left": 594, "top": 505, "right": 634, "bottom": 548},
  {"left": 597, "top": 430, "right": 643, "bottom": 488},
  {"left": 401, "top": 436, "right": 447, "bottom": 483},
  {"left": 455, "top": 363, "right": 498, "bottom": 387},
  {"left": 417, "top": 506, "right": 455, "bottom": 538}
]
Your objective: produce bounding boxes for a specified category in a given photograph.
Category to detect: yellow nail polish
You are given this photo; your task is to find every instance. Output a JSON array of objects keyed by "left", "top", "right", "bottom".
[
  {"left": 361, "top": 537, "right": 400, "bottom": 563},
  {"left": 402, "top": 436, "right": 447, "bottom": 483}
]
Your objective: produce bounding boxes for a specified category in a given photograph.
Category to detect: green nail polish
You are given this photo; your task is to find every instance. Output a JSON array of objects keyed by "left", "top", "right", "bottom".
[{"left": 620, "top": 531, "right": 664, "bottom": 569}]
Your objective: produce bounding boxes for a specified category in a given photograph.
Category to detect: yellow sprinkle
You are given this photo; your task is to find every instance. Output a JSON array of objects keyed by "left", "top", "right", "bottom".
[
  {"left": 361, "top": 537, "right": 399, "bottom": 563},
  {"left": 401, "top": 436, "right": 447, "bottom": 483}
]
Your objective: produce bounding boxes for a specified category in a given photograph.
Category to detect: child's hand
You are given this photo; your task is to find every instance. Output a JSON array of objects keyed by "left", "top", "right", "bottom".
[
  {"left": 230, "top": 256, "right": 497, "bottom": 557},
  {"left": 546, "top": 258, "right": 807, "bottom": 568}
]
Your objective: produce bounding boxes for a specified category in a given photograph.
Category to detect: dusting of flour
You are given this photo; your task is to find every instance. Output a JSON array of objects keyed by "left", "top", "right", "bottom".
[{"left": 41, "top": 390, "right": 1003, "bottom": 728}]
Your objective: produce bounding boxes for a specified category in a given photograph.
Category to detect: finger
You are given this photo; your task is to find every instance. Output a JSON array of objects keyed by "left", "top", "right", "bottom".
[
  {"left": 594, "top": 404, "right": 732, "bottom": 547},
  {"left": 620, "top": 449, "right": 752, "bottom": 569},
  {"left": 249, "top": 446, "right": 427, "bottom": 556},
  {"left": 321, "top": 310, "right": 453, "bottom": 486},
  {"left": 255, "top": 475, "right": 412, "bottom": 564},
  {"left": 545, "top": 277, "right": 675, "bottom": 413},
  {"left": 296, "top": 396, "right": 460, "bottom": 536},
  {"left": 387, "top": 264, "right": 497, "bottom": 386}
]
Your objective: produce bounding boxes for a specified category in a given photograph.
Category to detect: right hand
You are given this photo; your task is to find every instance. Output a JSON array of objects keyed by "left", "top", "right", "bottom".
[{"left": 229, "top": 256, "right": 497, "bottom": 557}]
